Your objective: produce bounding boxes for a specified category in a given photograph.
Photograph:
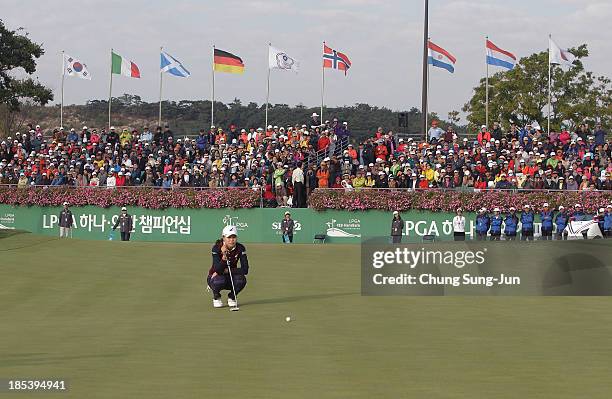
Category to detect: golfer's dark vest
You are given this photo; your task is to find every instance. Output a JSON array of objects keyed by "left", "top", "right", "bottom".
[{"left": 208, "top": 243, "right": 245, "bottom": 276}]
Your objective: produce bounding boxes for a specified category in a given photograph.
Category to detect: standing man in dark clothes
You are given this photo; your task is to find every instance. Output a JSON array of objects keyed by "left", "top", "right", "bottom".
[
  {"left": 106, "top": 127, "right": 119, "bottom": 147},
  {"left": 281, "top": 211, "right": 295, "bottom": 243},
  {"left": 112, "top": 207, "right": 133, "bottom": 241},
  {"left": 208, "top": 225, "right": 249, "bottom": 308},
  {"left": 391, "top": 211, "right": 403, "bottom": 243},
  {"left": 59, "top": 201, "right": 74, "bottom": 238},
  {"left": 162, "top": 125, "right": 174, "bottom": 144}
]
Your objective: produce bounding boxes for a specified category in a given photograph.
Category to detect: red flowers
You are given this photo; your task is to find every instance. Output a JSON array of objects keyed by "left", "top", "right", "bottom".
[
  {"left": 309, "top": 189, "right": 612, "bottom": 213},
  {"left": 0, "top": 187, "right": 260, "bottom": 209}
]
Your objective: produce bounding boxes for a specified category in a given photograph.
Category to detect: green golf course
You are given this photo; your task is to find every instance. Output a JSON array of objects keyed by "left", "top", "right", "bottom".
[{"left": 1, "top": 231, "right": 612, "bottom": 398}]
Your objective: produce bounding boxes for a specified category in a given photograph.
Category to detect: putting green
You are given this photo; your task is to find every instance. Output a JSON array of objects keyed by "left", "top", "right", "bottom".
[{"left": 1, "top": 233, "right": 612, "bottom": 398}]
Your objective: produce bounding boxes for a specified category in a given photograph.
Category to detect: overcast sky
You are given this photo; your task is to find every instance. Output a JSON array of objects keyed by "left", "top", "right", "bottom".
[{"left": 2, "top": 0, "right": 610, "bottom": 121}]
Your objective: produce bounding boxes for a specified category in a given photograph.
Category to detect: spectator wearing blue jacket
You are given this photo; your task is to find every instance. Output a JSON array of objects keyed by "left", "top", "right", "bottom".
[
  {"left": 504, "top": 207, "right": 519, "bottom": 240},
  {"left": 196, "top": 130, "right": 208, "bottom": 152},
  {"left": 520, "top": 205, "right": 535, "bottom": 241},
  {"left": 475, "top": 208, "right": 490, "bottom": 241},
  {"left": 489, "top": 208, "right": 503, "bottom": 240},
  {"left": 554, "top": 206, "right": 569, "bottom": 240},
  {"left": 604, "top": 205, "right": 612, "bottom": 238},
  {"left": 539, "top": 202, "right": 554, "bottom": 240},
  {"left": 571, "top": 204, "right": 587, "bottom": 221}
]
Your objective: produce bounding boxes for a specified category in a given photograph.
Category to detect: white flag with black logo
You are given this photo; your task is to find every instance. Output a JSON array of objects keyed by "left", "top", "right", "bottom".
[
  {"left": 63, "top": 53, "right": 92, "bottom": 80},
  {"left": 268, "top": 46, "right": 299, "bottom": 72}
]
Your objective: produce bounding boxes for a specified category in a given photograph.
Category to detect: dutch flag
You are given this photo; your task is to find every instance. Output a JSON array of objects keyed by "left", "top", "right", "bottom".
[
  {"left": 486, "top": 40, "right": 516, "bottom": 70},
  {"left": 428, "top": 41, "right": 456, "bottom": 73}
]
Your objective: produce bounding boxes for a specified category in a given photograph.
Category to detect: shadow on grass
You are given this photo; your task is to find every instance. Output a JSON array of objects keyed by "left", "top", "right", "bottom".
[
  {"left": 0, "top": 352, "right": 125, "bottom": 368},
  {"left": 241, "top": 291, "right": 359, "bottom": 306}
]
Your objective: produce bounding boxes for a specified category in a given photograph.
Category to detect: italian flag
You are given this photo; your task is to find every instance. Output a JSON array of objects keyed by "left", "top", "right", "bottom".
[{"left": 111, "top": 51, "right": 141, "bottom": 78}]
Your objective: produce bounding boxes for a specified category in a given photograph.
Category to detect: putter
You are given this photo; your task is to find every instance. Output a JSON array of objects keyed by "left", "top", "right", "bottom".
[{"left": 226, "top": 258, "right": 240, "bottom": 311}]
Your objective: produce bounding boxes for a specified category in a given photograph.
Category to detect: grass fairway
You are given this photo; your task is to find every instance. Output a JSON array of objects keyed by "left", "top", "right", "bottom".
[{"left": 1, "top": 232, "right": 612, "bottom": 398}]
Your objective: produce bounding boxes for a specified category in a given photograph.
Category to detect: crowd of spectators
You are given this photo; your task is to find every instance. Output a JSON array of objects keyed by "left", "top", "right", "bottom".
[{"left": 0, "top": 113, "right": 610, "bottom": 208}]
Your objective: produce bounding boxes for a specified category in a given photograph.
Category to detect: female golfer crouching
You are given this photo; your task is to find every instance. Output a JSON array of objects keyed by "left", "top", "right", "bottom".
[{"left": 208, "top": 225, "right": 249, "bottom": 308}]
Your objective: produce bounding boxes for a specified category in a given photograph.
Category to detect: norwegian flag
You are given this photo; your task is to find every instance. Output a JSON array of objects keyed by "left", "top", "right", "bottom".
[{"left": 323, "top": 43, "right": 351, "bottom": 75}]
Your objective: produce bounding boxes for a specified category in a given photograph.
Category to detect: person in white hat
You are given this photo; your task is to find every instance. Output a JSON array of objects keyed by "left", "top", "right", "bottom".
[
  {"left": 595, "top": 208, "right": 606, "bottom": 236},
  {"left": 555, "top": 206, "right": 569, "bottom": 240},
  {"left": 390, "top": 211, "right": 403, "bottom": 244},
  {"left": 58, "top": 201, "right": 73, "bottom": 238},
  {"left": 453, "top": 208, "right": 466, "bottom": 241},
  {"left": 504, "top": 207, "right": 519, "bottom": 240},
  {"left": 604, "top": 205, "right": 612, "bottom": 238},
  {"left": 475, "top": 208, "right": 490, "bottom": 241},
  {"left": 490, "top": 208, "right": 503, "bottom": 240},
  {"left": 539, "top": 202, "right": 554, "bottom": 240},
  {"left": 572, "top": 204, "right": 586, "bottom": 221},
  {"left": 207, "top": 225, "right": 249, "bottom": 308},
  {"left": 520, "top": 204, "right": 535, "bottom": 241},
  {"left": 112, "top": 206, "right": 133, "bottom": 241},
  {"left": 281, "top": 211, "right": 295, "bottom": 243}
]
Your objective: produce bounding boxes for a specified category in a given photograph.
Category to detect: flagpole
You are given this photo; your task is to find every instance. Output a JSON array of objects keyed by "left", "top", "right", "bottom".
[
  {"left": 211, "top": 44, "right": 215, "bottom": 128},
  {"left": 426, "top": 37, "right": 430, "bottom": 132},
  {"left": 485, "top": 36, "right": 489, "bottom": 130},
  {"left": 265, "top": 43, "right": 271, "bottom": 129},
  {"left": 548, "top": 34, "right": 552, "bottom": 135},
  {"left": 108, "top": 48, "right": 113, "bottom": 130},
  {"left": 60, "top": 50, "right": 65, "bottom": 129},
  {"left": 421, "top": 0, "right": 429, "bottom": 142},
  {"left": 158, "top": 46, "right": 163, "bottom": 128},
  {"left": 321, "top": 41, "right": 325, "bottom": 123}
]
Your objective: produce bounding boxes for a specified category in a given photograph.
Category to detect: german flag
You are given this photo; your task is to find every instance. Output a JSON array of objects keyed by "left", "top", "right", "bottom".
[{"left": 214, "top": 49, "right": 245, "bottom": 74}]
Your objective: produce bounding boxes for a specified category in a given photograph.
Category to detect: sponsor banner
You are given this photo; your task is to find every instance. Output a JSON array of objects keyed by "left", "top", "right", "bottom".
[
  {"left": 0, "top": 205, "right": 593, "bottom": 244},
  {"left": 362, "top": 240, "right": 612, "bottom": 296}
]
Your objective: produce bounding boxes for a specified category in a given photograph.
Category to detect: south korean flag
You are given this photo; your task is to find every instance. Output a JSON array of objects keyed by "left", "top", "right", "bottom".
[
  {"left": 63, "top": 53, "right": 91, "bottom": 80},
  {"left": 268, "top": 46, "right": 300, "bottom": 73}
]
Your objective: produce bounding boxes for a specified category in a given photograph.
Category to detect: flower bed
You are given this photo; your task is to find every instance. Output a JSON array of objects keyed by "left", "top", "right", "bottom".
[
  {"left": 1, "top": 186, "right": 611, "bottom": 213},
  {"left": 309, "top": 189, "right": 612, "bottom": 213},
  {"left": 0, "top": 187, "right": 261, "bottom": 209}
]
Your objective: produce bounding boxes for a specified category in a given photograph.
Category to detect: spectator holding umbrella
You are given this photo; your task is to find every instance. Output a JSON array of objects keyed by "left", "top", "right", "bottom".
[
  {"left": 539, "top": 202, "right": 554, "bottom": 240},
  {"left": 112, "top": 207, "right": 133, "bottom": 241},
  {"left": 58, "top": 202, "right": 73, "bottom": 238},
  {"left": 281, "top": 211, "right": 295, "bottom": 243}
]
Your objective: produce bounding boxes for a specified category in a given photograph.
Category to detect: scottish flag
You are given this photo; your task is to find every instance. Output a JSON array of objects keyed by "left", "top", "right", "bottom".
[{"left": 160, "top": 50, "right": 190, "bottom": 77}]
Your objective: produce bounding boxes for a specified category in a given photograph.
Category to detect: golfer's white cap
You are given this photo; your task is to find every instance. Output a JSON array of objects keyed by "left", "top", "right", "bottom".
[
  {"left": 121, "top": 206, "right": 127, "bottom": 211},
  {"left": 393, "top": 211, "right": 399, "bottom": 215},
  {"left": 284, "top": 211, "right": 291, "bottom": 215},
  {"left": 493, "top": 207, "right": 500, "bottom": 212},
  {"left": 222, "top": 225, "right": 238, "bottom": 237},
  {"left": 543, "top": 202, "right": 549, "bottom": 207},
  {"left": 63, "top": 202, "right": 69, "bottom": 206}
]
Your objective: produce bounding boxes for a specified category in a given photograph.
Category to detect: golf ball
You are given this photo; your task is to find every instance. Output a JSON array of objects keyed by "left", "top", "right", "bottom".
[{"left": 285, "top": 316, "right": 291, "bottom": 322}]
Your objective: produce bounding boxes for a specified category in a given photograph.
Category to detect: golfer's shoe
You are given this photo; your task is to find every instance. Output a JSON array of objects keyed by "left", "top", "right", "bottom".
[
  {"left": 227, "top": 298, "right": 238, "bottom": 307},
  {"left": 213, "top": 299, "right": 224, "bottom": 308}
]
